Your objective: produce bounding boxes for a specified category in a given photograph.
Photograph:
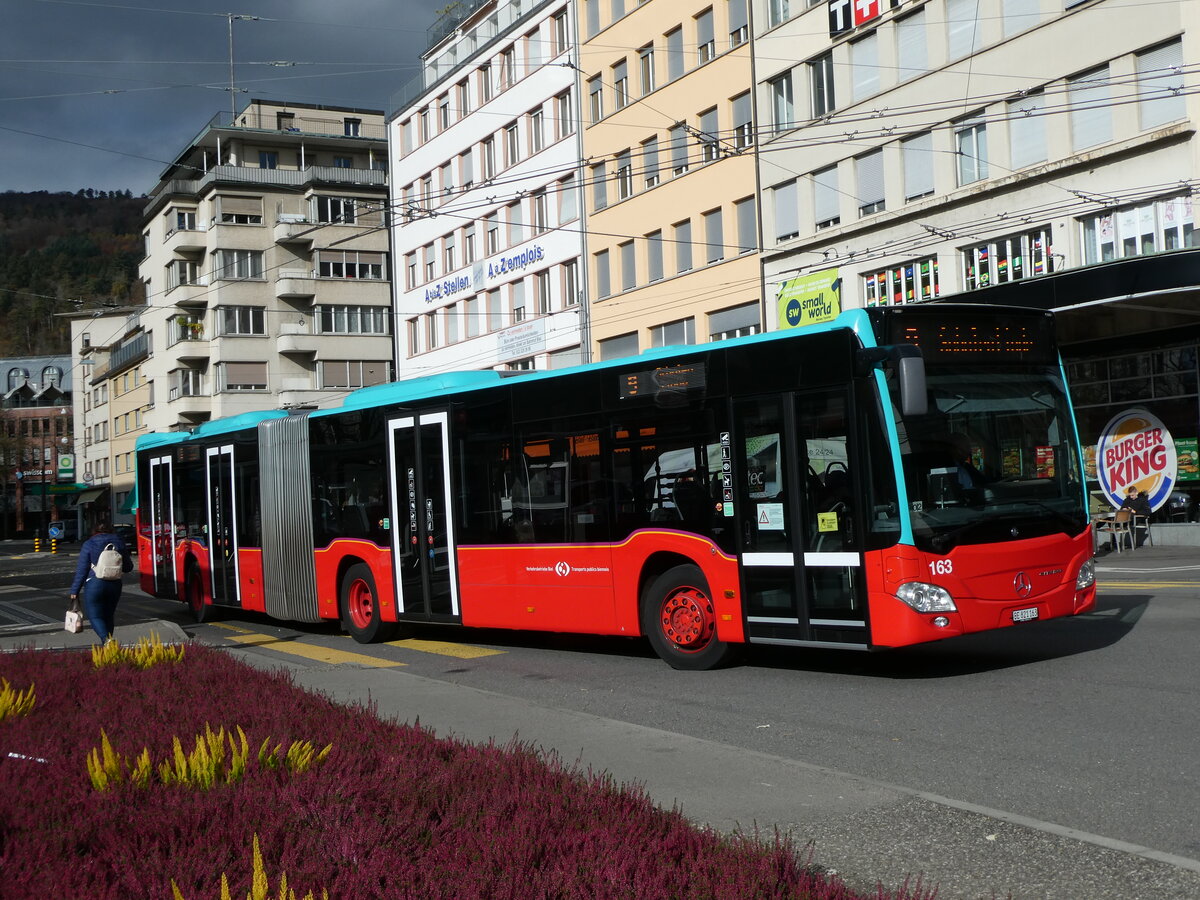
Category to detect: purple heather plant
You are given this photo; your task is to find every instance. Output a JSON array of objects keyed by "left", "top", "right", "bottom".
[{"left": 0, "top": 646, "right": 935, "bottom": 900}]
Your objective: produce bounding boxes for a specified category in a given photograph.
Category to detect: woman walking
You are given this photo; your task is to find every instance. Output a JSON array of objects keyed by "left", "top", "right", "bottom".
[{"left": 69, "top": 519, "right": 134, "bottom": 643}]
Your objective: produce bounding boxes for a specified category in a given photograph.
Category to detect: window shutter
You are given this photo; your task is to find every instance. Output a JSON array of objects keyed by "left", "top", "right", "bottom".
[
  {"left": 896, "top": 10, "right": 927, "bottom": 78},
  {"left": 852, "top": 33, "right": 879, "bottom": 102},
  {"left": 814, "top": 167, "right": 839, "bottom": 224},
  {"left": 709, "top": 302, "right": 758, "bottom": 335},
  {"left": 902, "top": 133, "right": 933, "bottom": 199},
  {"left": 773, "top": 180, "right": 798, "bottom": 240},
  {"left": 946, "top": 0, "right": 981, "bottom": 59},
  {"left": 1069, "top": 66, "right": 1112, "bottom": 150},
  {"left": 856, "top": 150, "right": 884, "bottom": 208},
  {"left": 219, "top": 196, "right": 262, "bottom": 215},
  {"left": 1008, "top": 93, "right": 1046, "bottom": 169},
  {"left": 1137, "top": 40, "right": 1185, "bottom": 130}
]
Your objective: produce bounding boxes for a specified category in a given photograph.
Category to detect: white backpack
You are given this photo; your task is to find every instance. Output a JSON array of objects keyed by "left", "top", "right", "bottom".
[{"left": 93, "top": 543, "right": 124, "bottom": 581}]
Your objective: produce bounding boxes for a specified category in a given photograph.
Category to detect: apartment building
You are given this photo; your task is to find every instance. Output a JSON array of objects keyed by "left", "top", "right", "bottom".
[
  {"left": 0, "top": 356, "right": 75, "bottom": 537},
  {"left": 64, "top": 309, "right": 149, "bottom": 526},
  {"left": 580, "top": 0, "right": 762, "bottom": 360},
  {"left": 136, "top": 99, "right": 392, "bottom": 432},
  {"left": 756, "top": 0, "right": 1200, "bottom": 509},
  {"left": 390, "top": 0, "right": 588, "bottom": 374}
]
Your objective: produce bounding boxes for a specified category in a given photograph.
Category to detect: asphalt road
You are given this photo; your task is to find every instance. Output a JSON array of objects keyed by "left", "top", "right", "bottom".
[{"left": 4, "top": 539, "right": 1200, "bottom": 899}]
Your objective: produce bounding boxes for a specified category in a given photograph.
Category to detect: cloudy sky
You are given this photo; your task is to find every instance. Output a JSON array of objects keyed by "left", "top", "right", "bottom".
[{"left": 1, "top": 0, "right": 438, "bottom": 195}]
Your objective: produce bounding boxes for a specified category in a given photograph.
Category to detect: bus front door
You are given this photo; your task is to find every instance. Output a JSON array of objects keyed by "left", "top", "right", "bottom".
[
  {"left": 147, "top": 454, "right": 176, "bottom": 597},
  {"left": 388, "top": 411, "right": 459, "bottom": 621},
  {"left": 205, "top": 445, "right": 240, "bottom": 606},
  {"left": 734, "top": 389, "right": 868, "bottom": 649}
]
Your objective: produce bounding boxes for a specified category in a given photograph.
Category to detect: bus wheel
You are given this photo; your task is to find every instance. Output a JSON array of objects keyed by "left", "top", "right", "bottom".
[
  {"left": 185, "top": 562, "right": 217, "bottom": 624},
  {"left": 340, "top": 563, "right": 394, "bottom": 644},
  {"left": 640, "top": 564, "right": 736, "bottom": 670}
]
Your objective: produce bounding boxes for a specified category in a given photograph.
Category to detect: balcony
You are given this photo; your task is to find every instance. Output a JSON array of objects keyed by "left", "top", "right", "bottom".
[
  {"left": 169, "top": 281, "right": 210, "bottom": 308},
  {"left": 165, "top": 225, "right": 208, "bottom": 254},
  {"left": 170, "top": 336, "right": 209, "bottom": 362},
  {"left": 167, "top": 389, "right": 209, "bottom": 421},
  {"left": 274, "top": 216, "right": 316, "bottom": 246},
  {"left": 276, "top": 324, "right": 320, "bottom": 356},
  {"left": 276, "top": 270, "right": 316, "bottom": 299}
]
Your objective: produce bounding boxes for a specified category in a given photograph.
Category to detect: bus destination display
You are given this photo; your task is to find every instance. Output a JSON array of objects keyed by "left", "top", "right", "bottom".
[
  {"left": 890, "top": 316, "right": 1054, "bottom": 364},
  {"left": 619, "top": 363, "right": 707, "bottom": 400}
]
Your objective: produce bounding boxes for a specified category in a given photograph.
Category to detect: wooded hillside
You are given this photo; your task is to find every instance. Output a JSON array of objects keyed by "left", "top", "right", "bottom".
[{"left": 0, "top": 190, "right": 145, "bottom": 357}]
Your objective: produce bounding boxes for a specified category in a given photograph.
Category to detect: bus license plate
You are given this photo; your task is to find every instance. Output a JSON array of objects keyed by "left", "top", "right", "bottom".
[{"left": 1012, "top": 607, "right": 1039, "bottom": 623}]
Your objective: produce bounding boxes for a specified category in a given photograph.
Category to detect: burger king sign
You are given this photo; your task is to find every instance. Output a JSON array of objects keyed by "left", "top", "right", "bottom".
[{"left": 1096, "top": 408, "right": 1177, "bottom": 511}]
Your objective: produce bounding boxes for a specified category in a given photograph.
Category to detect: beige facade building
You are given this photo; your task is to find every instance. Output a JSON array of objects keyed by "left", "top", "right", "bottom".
[
  {"left": 579, "top": 0, "right": 762, "bottom": 360},
  {"left": 135, "top": 99, "right": 392, "bottom": 432}
]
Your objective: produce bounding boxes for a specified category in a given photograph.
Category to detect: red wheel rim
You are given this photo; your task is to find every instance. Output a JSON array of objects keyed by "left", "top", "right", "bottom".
[
  {"left": 347, "top": 578, "right": 374, "bottom": 630},
  {"left": 658, "top": 585, "right": 715, "bottom": 652}
]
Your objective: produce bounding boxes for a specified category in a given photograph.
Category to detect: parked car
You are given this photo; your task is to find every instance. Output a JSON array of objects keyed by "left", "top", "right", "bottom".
[{"left": 46, "top": 519, "right": 79, "bottom": 542}]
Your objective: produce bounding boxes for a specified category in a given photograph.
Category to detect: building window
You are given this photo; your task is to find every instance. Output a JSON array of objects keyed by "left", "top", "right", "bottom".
[
  {"left": 1136, "top": 40, "right": 1184, "bottom": 131},
  {"left": 505, "top": 121, "right": 521, "bottom": 167},
  {"left": 216, "top": 196, "right": 263, "bottom": 224},
  {"left": 962, "top": 228, "right": 1054, "bottom": 291},
  {"left": 332, "top": 156, "right": 352, "bottom": 169},
  {"left": 896, "top": 9, "right": 928, "bottom": 80},
  {"left": 770, "top": 72, "right": 794, "bottom": 132},
  {"left": 500, "top": 46, "right": 516, "bottom": 89},
  {"left": 955, "top": 117, "right": 988, "bottom": 185},
  {"left": 511, "top": 280, "right": 526, "bottom": 322},
  {"left": 465, "top": 295, "right": 481, "bottom": 338},
  {"left": 529, "top": 108, "right": 544, "bottom": 153},
  {"left": 559, "top": 174, "right": 578, "bottom": 224},
  {"left": 552, "top": 11, "right": 569, "bottom": 56},
  {"left": 813, "top": 166, "right": 840, "bottom": 229},
  {"left": 703, "top": 208, "right": 724, "bottom": 263},
  {"left": 424, "top": 244, "right": 436, "bottom": 282},
  {"left": 901, "top": 132, "right": 933, "bottom": 201},
  {"left": 620, "top": 241, "right": 636, "bottom": 291},
  {"left": 479, "top": 63, "right": 493, "bottom": 103},
  {"left": 1002, "top": 0, "right": 1039, "bottom": 37},
  {"left": 507, "top": 202, "right": 524, "bottom": 247},
  {"left": 732, "top": 92, "right": 752, "bottom": 148},
  {"left": 319, "top": 360, "right": 389, "bottom": 390},
  {"left": 595, "top": 249, "right": 611, "bottom": 298},
  {"left": 343, "top": 117, "right": 362, "bottom": 137},
  {"left": 613, "top": 60, "right": 629, "bottom": 110},
  {"left": 215, "top": 249, "right": 263, "bottom": 280},
  {"left": 486, "top": 214, "right": 500, "bottom": 253},
  {"left": 696, "top": 8, "right": 715, "bottom": 64},
  {"left": 728, "top": 0, "right": 748, "bottom": 47},
  {"left": 464, "top": 225, "right": 476, "bottom": 264},
  {"left": 947, "top": 0, "right": 983, "bottom": 59},
  {"left": 809, "top": 52, "right": 835, "bottom": 118},
  {"left": 218, "top": 306, "right": 265, "bottom": 336},
  {"left": 315, "top": 305, "right": 389, "bottom": 336},
  {"left": 599, "top": 332, "right": 639, "bottom": 360},
  {"left": 642, "top": 136, "right": 660, "bottom": 187},
  {"left": 646, "top": 230, "right": 664, "bottom": 282},
  {"left": 734, "top": 196, "right": 755, "bottom": 254},
  {"left": 674, "top": 219, "right": 692, "bottom": 273},
  {"left": 767, "top": 0, "right": 790, "bottom": 29},
  {"left": 589, "top": 76, "right": 604, "bottom": 123},
  {"left": 591, "top": 162, "right": 608, "bottom": 210},
  {"left": 698, "top": 108, "right": 720, "bottom": 162},
  {"left": 586, "top": 0, "right": 600, "bottom": 37},
  {"left": 863, "top": 257, "right": 940, "bottom": 306},
  {"left": 426, "top": 311, "right": 439, "bottom": 350},
  {"left": 482, "top": 137, "right": 496, "bottom": 179},
  {"left": 218, "top": 361, "right": 267, "bottom": 392},
  {"left": 532, "top": 190, "right": 549, "bottom": 234},
  {"left": 318, "top": 250, "right": 384, "bottom": 279},
  {"left": 1068, "top": 65, "right": 1111, "bottom": 151},
  {"left": 851, "top": 32, "right": 879, "bottom": 102},
  {"left": 616, "top": 150, "right": 633, "bottom": 199},
  {"left": 258, "top": 151, "right": 278, "bottom": 170},
  {"left": 669, "top": 124, "right": 688, "bottom": 176},
  {"left": 487, "top": 289, "right": 503, "bottom": 330},
  {"left": 1081, "top": 195, "right": 1196, "bottom": 265},
  {"left": 457, "top": 80, "right": 470, "bottom": 117},
  {"left": 562, "top": 259, "right": 579, "bottom": 306},
  {"left": 666, "top": 27, "right": 684, "bottom": 81},
  {"left": 555, "top": 91, "right": 574, "bottom": 138},
  {"left": 639, "top": 45, "right": 655, "bottom": 96},
  {"left": 1008, "top": 93, "right": 1046, "bottom": 170},
  {"left": 170, "top": 314, "right": 205, "bottom": 343},
  {"left": 169, "top": 368, "right": 204, "bottom": 400},
  {"left": 170, "top": 208, "right": 197, "bottom": 232},
  {"left": 169, "top": 259, "right": 203, "bottom": 290},
  {"left": 709, "top": 302, "right": 759, "bottom": 340},
  {"left": 314, "top": 196, "right": 359, "bottom": 224},
  {"left": 651, "top": 317, "right": 696, "bottom": 348},
  {"left": 856, "top": 149, "right": 885, "bottom": 217},
  {"left": 535, "top": 270, "right": 552, "bottom": 314}
]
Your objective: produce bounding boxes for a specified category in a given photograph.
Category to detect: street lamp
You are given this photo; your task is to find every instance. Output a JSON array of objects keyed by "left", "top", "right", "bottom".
[{"left": 40, "top": 408, "right": 70, "bottom": 540}]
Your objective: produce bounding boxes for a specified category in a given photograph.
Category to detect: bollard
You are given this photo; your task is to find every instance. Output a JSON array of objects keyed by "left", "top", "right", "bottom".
[
  {"left": 50, "top": 539, "right": 58, "bottom": 555},
  {"left": 33, "top": 536, "right": 41, "bottom": 553}
]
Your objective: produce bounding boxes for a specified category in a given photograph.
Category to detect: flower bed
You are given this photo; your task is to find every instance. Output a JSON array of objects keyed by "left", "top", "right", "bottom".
[{"left": 0, "top": 644, "right": 925, "bottom": 899}]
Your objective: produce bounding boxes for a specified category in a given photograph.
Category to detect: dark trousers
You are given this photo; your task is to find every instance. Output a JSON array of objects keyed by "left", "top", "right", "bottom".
[{"left": 82, "top": 577, "right": 122, "bottom": 642}]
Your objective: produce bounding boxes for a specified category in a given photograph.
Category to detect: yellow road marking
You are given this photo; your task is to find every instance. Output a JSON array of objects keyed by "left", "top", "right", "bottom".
[
  {"left": 211, "top": 622, "right": 254, "bottom": 634},
  {"left": 382, "top": 637, "right": 505, "bottom": 659},
  {"left": 220, "top": 631, "right": 405, "bottom": 667}
]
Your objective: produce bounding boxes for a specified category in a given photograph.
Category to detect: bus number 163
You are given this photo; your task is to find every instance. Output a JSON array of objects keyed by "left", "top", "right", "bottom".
[{"left": 930, "top": 559, "right": 954, "bottom": 575}]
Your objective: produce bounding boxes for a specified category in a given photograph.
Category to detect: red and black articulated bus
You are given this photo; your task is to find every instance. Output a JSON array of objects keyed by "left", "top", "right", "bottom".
[{"left": 135, "top": 303, "right": 1096, "bottom": 669}]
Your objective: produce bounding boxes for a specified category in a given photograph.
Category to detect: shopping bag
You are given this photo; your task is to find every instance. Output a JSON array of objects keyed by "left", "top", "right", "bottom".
[{"left": 64, "top": 597, "right": 83, "bottom": 633}]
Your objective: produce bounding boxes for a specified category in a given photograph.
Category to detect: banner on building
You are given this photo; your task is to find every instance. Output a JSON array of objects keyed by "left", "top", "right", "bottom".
[
  {"left": 1096, "top": 408, "right": 1177, "bottom": 511},
  {"left": 1177, "top": 437, "right": 1199, "bottom": 482},
  {"left": 776, "top": 268, "right": 840, "bottom": 330}
]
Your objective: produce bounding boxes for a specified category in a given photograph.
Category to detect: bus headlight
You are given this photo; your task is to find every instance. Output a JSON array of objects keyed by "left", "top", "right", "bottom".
[
  {"left": 1076, "top": 558, "right": 1095, "bottom": 590},
  {"left": 895, "top": 582, "right": 957, "bottom": 613}
]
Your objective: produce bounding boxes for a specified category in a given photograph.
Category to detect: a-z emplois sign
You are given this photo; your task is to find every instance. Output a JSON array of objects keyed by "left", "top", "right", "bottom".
[{"left": 829, "top": 0, "right": 896, "bottom": 36}]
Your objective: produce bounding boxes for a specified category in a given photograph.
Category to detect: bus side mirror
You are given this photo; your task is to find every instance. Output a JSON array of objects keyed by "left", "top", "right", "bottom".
[{"left": 898, "top": 355, "right": 928, "bottom": 417}]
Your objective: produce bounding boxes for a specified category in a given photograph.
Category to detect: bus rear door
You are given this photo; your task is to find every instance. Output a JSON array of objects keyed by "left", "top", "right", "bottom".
[
  {"left": 147, "top": 454, "right": 176, "bottom": 596},
  {"left": 205, "top": 445, "right": 241, "bottom": 607},
  {"left": 388, "top": 410, "right": 460, "bottom": 622},
  {"left": 734, "top": 389, "right": 868, "bottom": 649}
]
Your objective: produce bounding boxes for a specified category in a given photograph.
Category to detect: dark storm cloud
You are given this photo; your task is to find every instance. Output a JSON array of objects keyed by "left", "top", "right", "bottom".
[{"left": 0, "top": 0, "right": 436, "bottom": 194}]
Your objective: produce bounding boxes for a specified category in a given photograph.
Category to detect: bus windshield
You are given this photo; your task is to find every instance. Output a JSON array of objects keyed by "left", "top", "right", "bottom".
[{"left": 891, "top": 367, "right": 1087, "bottom": 553}]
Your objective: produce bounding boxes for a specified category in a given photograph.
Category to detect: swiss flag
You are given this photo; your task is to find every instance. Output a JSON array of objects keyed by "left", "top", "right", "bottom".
[{"left": 853, "top": 0, "right": 882, "bottom": 26}]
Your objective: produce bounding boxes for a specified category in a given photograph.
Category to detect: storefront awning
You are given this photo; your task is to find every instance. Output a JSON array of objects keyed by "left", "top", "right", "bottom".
[{"left": 76, "top": 487, "right": 107, "bottom": 504}]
